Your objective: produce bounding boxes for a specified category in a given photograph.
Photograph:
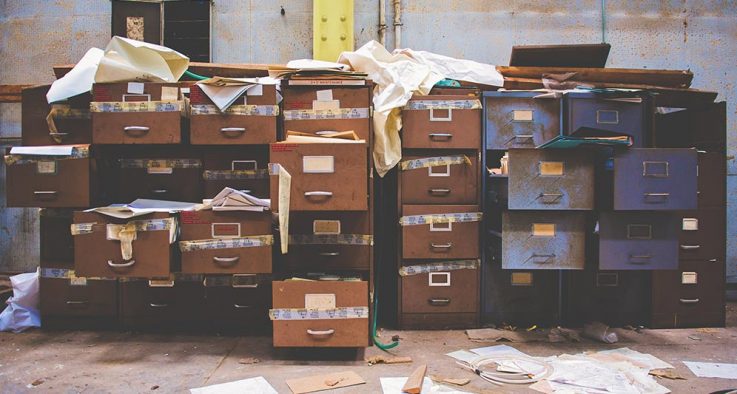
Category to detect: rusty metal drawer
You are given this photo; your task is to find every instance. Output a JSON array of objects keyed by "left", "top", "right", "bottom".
[
  {"left": 564, "top": 91, "right": 652, "bottom": 147},
  {"left": 598, "top": 212, "right": 679, "bottom": 270},
  {"left": 203, "top": 146, "right": 270, "bottom": 199},
  {"left": 613, "top": 148, "right": 697, "bottom": 210},
  {"left": 401, "top": 205, "right": 481, "bottom": 260},
  {"left": 678, "top": 209, "right": 725, "bottom": 261},
  {"left": 508, "top": 149, "right": 594, "bottom": 210},
  {"left": 697, "top": 151, "right": 726, "bottom": 208},
  {"left": 484, "top": 91, "right": 561, "bottom": 149},
  {"left": 400, "top": 263, "right": 478, "bottom": 314},
  {"left": 402, "top": 95, "right": 482, "bottom": 149},
  {"left": 502, "top": 211, "right": 586, "bottom": 270},
  {"left": 399, "top": 151, "right": 479, "bottom": 205}
]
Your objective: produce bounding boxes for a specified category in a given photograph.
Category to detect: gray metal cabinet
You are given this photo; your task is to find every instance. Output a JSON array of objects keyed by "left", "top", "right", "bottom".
[
  {"left": 613, "top": 148, "right": 697, "bottom": 210},
  {"left": 599, "top": 212, "right": 679, "bottom": 270},
  {"left": 508, "top": 149, "right": 594, "bottom": 210},
  {"left": 484, "top": 91, "right": 561, "bottom": 150},
  {"left": 502, "top": 211, "right": 586, "bottom": 270},
  {"left": 565, "top": 91, "right": 651, "bottom": 147}
]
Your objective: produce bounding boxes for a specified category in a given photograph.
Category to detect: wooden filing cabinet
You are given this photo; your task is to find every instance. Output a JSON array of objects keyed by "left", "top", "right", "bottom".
[
  {"left": 22, "top": 85, "right": 92, "bottom": 146},
  {"left": 402, "top": 95, "right": 481, "bottom": 149},
  {"left": 202, "top": 146, "right": 270, "bottom": 199},
  {"left": 399, "top": 150, "right": 479, "bottom": 205},
  {"left": 402, "top": 205, "right": 480, "bottom": 260},
  {"left": 40, "top": 266, "right": 118, "bottom": 329}
]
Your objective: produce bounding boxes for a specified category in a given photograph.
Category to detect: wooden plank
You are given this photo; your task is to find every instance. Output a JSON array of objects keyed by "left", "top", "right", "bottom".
[
  {"left": 0, "top": 85, "right": 32, "bottom": 103},
  {"left": 402, "top": 364, "right": 427, "bottom": 394},
  {"left": 510, "top": 43, "right": 611, "bottom": 68},
  {"left": 498, "top": 66, "right": 693, "bottom": 88}
]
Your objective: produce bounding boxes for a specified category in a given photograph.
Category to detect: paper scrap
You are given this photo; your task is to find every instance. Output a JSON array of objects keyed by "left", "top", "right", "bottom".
[
  {"left": 470, "top": 344, "right": 527, "bottom": 357},
  {"left": 650, "top": 369, "right": 686, "bottom": 380},
  {"left": 597, "top": 348, "right": 674, "bottom": 370},
  {"left": 684, "top": 361, "right": 737, "bottom": 379},
  {"left": 366, "top": 355, "right": 412, "bottom": 365},
  {"left": 161, "top": 86, "right": 179, "bottom": 101},
  {"left": 465, "top": 328, "right": 544, "bottom": 342},
  {"left": 190, "top": 377, "right": 277, "bottom": 394},
  {"left": 286, "top": 371, "right": 365, "bottom": 394}
]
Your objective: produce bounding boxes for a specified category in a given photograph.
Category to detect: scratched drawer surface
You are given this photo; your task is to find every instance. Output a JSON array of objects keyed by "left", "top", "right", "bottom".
[
  {"left": 507, "top": 149, "right": 594, "bottom": 210},
  {"left": 502, "top": 211, "right": 586, "bottom": 270},
  {"left": 401, "top": 205, "right": 481, "bottom": 260},
  {"left": 565, "top": 91, "right": 651, "bottom": 147},
  {"left": 401, "top": 264, "right": 478, "bottom": 314},
  {"left": 400, "top": 151, "right": 479, "bottom": 205},
  {"left": 402, "top": 95, "right": 481, "bottom": 149},
  {"left": 484, "top": 91, "right": 561, "bottom": 150},
  {"left": 598, "top": 212, "right": 679, "bottom": 270},
  {"left": 613, "top": 148, "right": 697, "bottom": 210}
]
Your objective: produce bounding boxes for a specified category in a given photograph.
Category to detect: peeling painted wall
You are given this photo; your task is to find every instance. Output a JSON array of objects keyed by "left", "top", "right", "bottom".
[{"left": 1, "top": 0, "right": 736, "bottom": 278}]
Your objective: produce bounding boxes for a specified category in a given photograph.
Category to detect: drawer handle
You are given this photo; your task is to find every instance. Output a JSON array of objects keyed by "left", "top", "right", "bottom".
[
  {"left": 708, "top": 259, "right": 718, "bottom": 262},
  {"left": 220, "top": 127, "right": 246, "bottom": 135},
  {"left": 213, "top": 256, "right": 240, "bottom": 265},
  {"left": 233, "top": 304, "right": 252, "bottom": 309},
  {"left": 680, "top": 244, "right": 701, "bottom": 250},
  {"left": 643, "top": 192, "right": 670, "bottom": 202},
  {"left": 123, "top": 126, "right": 150, "bottom": 135},
  {"left": 429, "top": 133, "right": 453, "bottom": 140},
  {"left": 151, "top": 189, "right": 168, "bottom": 194},
  {"left": 65, "top": 300, "right": 89, "bottom": 306},
  {"left": 505, "top": 134, "right": 534, "bottom": 145},
  {"left": 107, "top": 260, "right": 135, "bottom": 268},
  {"left": 149, "top": 303, "right": 169, "bottom": 308},
  {"left": 428, "top": 188, "right": 451, "bottom": 195},
  {"left": 538, "top": 192, "right": 563, "bottom": 203},
  {"left": 319, "top": 252, "right": 340, "bottom": 257},
  {"left": 628, "top": 254, "right": 651, "bottom": 264},
  {"left": 431, "top": 243, "right": 453, "bottom": 249},
  {"left": 33, "top": 191, "right": 58, "bottom": 199},
  {"left": 48, "top": 132, "right": 69, "bottom": 137},
  {"left": 428, "top": 298, "right": 451, "bottom": 306},
  {"left": 679, "top": 298, "right": 700, "bottom": 304},
  {"left": 307, "top": 329, "right": 335, "bottom": 337},
  {"left": 531, "top": 253, "right": 556, "bottom": 263},
  {"left": 304, "top": 191, "right": 333, "bottom": 198}
]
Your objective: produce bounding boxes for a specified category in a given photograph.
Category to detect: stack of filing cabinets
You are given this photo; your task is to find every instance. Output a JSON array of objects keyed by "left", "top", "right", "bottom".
[
  {"left": 397, "top": 87, "right": 483, "bottom": 329},
  {"left": 268, "top": 81, "right": 373, "bottom": 347}
]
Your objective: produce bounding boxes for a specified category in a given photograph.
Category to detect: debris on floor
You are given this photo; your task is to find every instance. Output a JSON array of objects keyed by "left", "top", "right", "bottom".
[
  {"left": 683, "top": 361, "right": 737, "bottom": 379},
  {"left": 380, "top": 377, "right": 469, "bottom": 394},
  {"left": 366, "top": 355, "right": 413, "bottom": 365},
  {"left": 650, "top": 369, "right": 687, "bottom": 380},
  {"left": 285, "top": 371, "right": 365, "bottom": 394},
  {"left": 189, "top": 377, "right": 277, "bottom": 394},
  {"left": 429, "top": 375, "right": 470, "bottom": 386},
  {"left": 401, "top": 364, "right": 427, "bottom": 394},
  {"left": 465, "top": 327, "right": 545, "bottom": 342},
  {"left": 582, "top": 322, "right": 619, "bottom": 343},
  {"left": 548, "top": 327, "right": 581, "bottom": 343},
  {"left": 238, "top": 357, "right": 260, "bottom": 364}
]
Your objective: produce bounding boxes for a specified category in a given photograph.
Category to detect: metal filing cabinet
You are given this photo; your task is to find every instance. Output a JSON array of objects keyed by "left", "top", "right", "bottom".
[
  {"left": 484, "top": 91, "right": 562, "bottom": 150},
  {"left": 502, "top": 211, "right": 586, "bottom": 270},
  {"left": 598, "top": 212, "right": 679, "bottom": 270}
]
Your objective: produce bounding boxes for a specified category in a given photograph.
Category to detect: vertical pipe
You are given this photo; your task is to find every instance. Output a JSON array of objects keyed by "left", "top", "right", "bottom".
[
  {"left": 379, "top": 0, "right": 386, "bottom": 46},
  {"left": 601, "top": 0, "right": 606, "bottom": 43},
  {"left": 393, "top": 0, "right": 401, "bottom": 49}
]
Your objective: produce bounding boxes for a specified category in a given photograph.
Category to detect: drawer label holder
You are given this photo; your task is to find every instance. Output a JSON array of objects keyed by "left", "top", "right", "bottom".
[
  {"left": 90, "top": 100, "right": 184, "bottom": 113},
  {"left": 119, "top": 159, "right": 202, "bottom": 169},
  {"left": 399, "top": 212, "right": 483, "bottom": 226},
  {"left": 269, "top": 306, "right": 369, "bottom": 320},
  {"left": 399, "top": 259, "right": 479, "bottom": 276},
  {"left": 399, "top": 155, "right": 471, "bottom": 171}
]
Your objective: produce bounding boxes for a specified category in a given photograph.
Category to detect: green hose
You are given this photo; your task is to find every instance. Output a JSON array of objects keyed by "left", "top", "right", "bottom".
[
  {"left": 182, "top": 69, "right": 208, "bottom": 81},
  {"left": 372, "top": 292, "right": 399, "bottom": 350}
]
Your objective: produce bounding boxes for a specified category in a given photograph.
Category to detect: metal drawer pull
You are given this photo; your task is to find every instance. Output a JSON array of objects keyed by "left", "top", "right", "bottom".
[
  {"left": 48, "top": 132, "right": 69, "bottom": 137},
  {"left": 233, "top": 304, "right": 252, "bottom": 309},
  {"left": 431, "top": 243, "right": 453, "bottom": 249},
  {"left": 34, "top": 191, "right": 58, "bottom": 198},
  {"left": 149, "top": 303, "right": 169, "bottom": 308},
  {"left": 213, "top": 256, "right": 240, "bottom": 265},
  {"left": 644, "top": 192, "right": 670, "bottom": 197},
  {"left": 108, "top": 260, "right": 135, "bottom": 268},
  {"left": 123, "top": 126, "right": 150, "bottom": 134},
  {"left": 66, "top": 301, "right": 88, "bottom": 306},
  {"left": 429, "top": 133, "right": 453, "bottom": 139},
  {"left": 220, "top": 127, "right": 246, "bottom": 134},
  {"left": 531, "top": 253, "right": 555, "bottom": 263},
  {"left": 679, "top": 298, "right": 700, "bottom": 304},
  {"left": 708, "top": 259, "right": 718, "bottom": 262},
  {"left": 505, "top": 134, "right": 534, "bottom": 145},
  {"left": 429, "top": 188, "right": 451, "bottom": 195},
  {"left": 319, "top": 252, "right": 340, "bottom": 256},
  {"left": 680, "top": 245, "right": 701, "bottom": 250},
  {"left": 628, "top": 254, "right": 651, "bottom": 264},
  {"left": 428, "top": 298, "right": 451, "bottom": 306},
  {"left": 151, "top": 189, "right": 168, "bottom": 194},
  {"left": 538, "top": 192, "right": 563, "bottom": 203},
  {"left": 307, "top": 329, "right": 335, "bottom": 337},
  {"left": 304, "top": 191, "right": 333, "bottom": 198}
]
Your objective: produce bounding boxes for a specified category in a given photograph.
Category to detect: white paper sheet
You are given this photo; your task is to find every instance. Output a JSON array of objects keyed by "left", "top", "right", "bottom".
[
  {"left": 85, "top": 200, "right": 198, "bottom": 219},
  {"left": 598, "top": 348, "right": 674, "bottom": 370},
  {"left": 470, "top": 344, "right": 527, "bottom": 357},
  {"left": 394, "top": 48, "right": 504, "bottom": 88},
  {"left": 47, "top": 48, "right": 105, "bottom": 103},
  {"left": 190, "top": 377, "right": 278, "bottom": 394},
  {"left": 196, "top": 77, "right": 279, "bottom": 111},
  {"left": 202, "top": 187, "right": 270, "bottom": 212},
  {"left": 9, "top": 146, "right": 76, "bottom": 156},
  {"left": 286, "top": 59, "right": 350, "bottom": 70},
  {"left": 445, "top": 350, "right": 479, "bottom": 364},
  {"left": 684, "top": 361, "right": 737, "bottom": 379}
]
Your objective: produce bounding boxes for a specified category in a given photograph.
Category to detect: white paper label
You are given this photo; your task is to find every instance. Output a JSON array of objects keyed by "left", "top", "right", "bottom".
[
  {"left": 127, "top": 82, "right": 145, "bottom": 94},
  {"left": 312, "top": 100, "right": 341, "bottom": 110},
  {"left": 682, "top": 218, "right": 699, "bottom": 231},
  {"left": 303, "top": 156, "right": 334, "bottom": 173},
  {"left": 313, "top": 220, "right": 341, "bottom": 235},
  {"left": 512, "top": 110, "right": 533, "bottom": 122},
  {"left": 305, "top": 293, "right": 336, "bottom": 309},
  {"left": 682, "top": 272, "right": 698, "bottom": 284}
]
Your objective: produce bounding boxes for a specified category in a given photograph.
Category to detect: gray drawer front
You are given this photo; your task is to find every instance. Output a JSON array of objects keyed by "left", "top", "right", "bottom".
[
  {"left": 502, "top": 211, "right": 586, "bottom": 270},
  {"left": 508, "top": 149, "right": 594, "bottom": 210},
  {"left": 613, "top": 148, "right": 697, "bottom": 210},
  {"left": 566, "top": 94, "right": 648, "bottom": 147},
  {"left": 599, "top": 212, "right": 679, "bottom": 270},
  {"left": 485, "top": 93, "right": 561, "bottom": 149}
]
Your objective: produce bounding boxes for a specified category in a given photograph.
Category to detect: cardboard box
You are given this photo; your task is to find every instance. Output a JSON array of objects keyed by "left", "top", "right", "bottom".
[
  {"left": 22, "top": 85, "right": 92, "bottom": 146},
  {"left": 190, "top": 84, "right": 279, "bottom": 145},
  {"left": 282, "top": 86, "right": 371, "bottom": 142},
  {"left": 402, "top": 94, "right": 481, "bottom": 149},
  {"left": 179, "top": 210, "right": 273, "bottom": 274}
]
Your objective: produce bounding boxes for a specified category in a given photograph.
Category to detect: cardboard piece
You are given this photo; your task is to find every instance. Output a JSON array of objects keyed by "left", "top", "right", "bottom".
[
  {"left": 366, "top": 355, "right": 413, "bottom": 365},
  {"left": 402, "top": 364, "right": 427, "bottom": 394},
  {"left": 285, "top": 371, "right": 365, "bottom": 394}
]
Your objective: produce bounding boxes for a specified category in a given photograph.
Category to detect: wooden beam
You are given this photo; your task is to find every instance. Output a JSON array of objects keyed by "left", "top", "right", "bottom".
[
  {"left": 0, "top": 85, "right": 33, "bottom": 103},
  {"left": 498, "top": 66, "right": 693, "bottom": 88}
]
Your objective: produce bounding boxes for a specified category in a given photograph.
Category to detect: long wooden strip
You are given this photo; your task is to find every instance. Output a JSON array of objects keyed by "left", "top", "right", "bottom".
[
  {"left": 498, "top": 66, "right": 693, "bottom": 88},
  {"left": 0, "top": 85, "right": 32, "bottom": 103}
]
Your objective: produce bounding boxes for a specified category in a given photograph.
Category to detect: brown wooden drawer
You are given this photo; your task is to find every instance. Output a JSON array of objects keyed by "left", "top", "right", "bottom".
[
  {"left": 73, "top": 211, "right": 174, "bottom": 278},
  {"left": 91, "top": 83, "right": 184, "bottom": 144},
  {"left": 282, "top": 86, "right": 371, "bottom": 141},
  {"left": 22, "top": 85, "right": 92, "bottom": 146},
  {"left": 120, "top": 277, "right": 205, "bottom": 325},
  {"left": 272, "top": 280, "right": 369, "bottom": 347},
  {"left": 401, "top": 205, "right": 480, "bottom": 260},
  {"left": 270, "top": 142, "right": 368, "bottom": 211},
  {"left": 283, "top": 212, "right": 371, "bottom": 271},
  {"left": 117, "top": 159, "right": 203, "bottom": 203},
  {"left": 203, "top": 146, "right": 270, "bottom": 199},
  {"left": 203, "top": 274, "right": 271, "bottom": 331},
  {"left": 40, "top": 276, "right": 117, "bottom": 318},
  {"left": 400, "top": 151, "right": 479, "bottom": 204},
  {"left": 401, "top": 265, "right": 478, "bottom": 314},
  {"left": 678, "top": 209, "right": 725, "bottom": 261},
  {"left": 40, "top": 209, "right": 75, "bottom": 263},
  {"left": 190, "top": 84, "right": 278, "bottom": 145},
  {"left": 5, "top": 152, "right": 94, "bottom": 208},
  {"left": 179, "top": 210, "right": 273, "bottom": 274},
  {"left": 402, "top": 95, "right": 481, "bottom": 149},
  {"left": 697, "top": 151, "right": 726, "bottom": 208}
]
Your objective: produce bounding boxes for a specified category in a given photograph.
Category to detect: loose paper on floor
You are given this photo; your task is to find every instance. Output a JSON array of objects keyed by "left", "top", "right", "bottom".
[
  {"left": 190, "top": 377, "right": 277, "bottom": 394},
  {"left": 380, "top": 377, "right": 470, "bottom": 394},
  {"left": 683, "top": 361, "right": 737, "bottom": 379}
]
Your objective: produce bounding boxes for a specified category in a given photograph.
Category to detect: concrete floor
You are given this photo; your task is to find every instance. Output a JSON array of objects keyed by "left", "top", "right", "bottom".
[{"left": 1, "top": 304, "right": 736, "bottom": 393}]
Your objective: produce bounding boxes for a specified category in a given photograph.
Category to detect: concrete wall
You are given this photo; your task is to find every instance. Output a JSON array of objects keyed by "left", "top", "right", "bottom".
[{"left": 1, "top": 0, "right": 736, "bottom": 277}]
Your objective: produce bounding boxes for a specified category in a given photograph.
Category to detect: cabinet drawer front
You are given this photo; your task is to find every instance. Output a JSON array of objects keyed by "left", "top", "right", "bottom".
[
  {"left": 22, "top": 85, "right": 93, "bottom": 146},
  {"left": 93, "top": 112, "right": 182, "bottom": 144},
  {"left": 400, "top": 152, "right": 479, "bottom": 204},
  {"left": 191, "top": 115, "right": 277, "bottom": 145},
  {"left": 678, "top": 209, "right": 725, "bottom": 261},
  {"left": 284, "top": 119, "right": 371, "bottom": 142},
  {"left": 181, "top": 248, "right": 272, "bottom": 274},
  {"left": 566, "top": 93, "right": 649, "bottom": 147},
  {"left": 282, "top": 86, "right": 371, "bottom": 142},
  {"left": 484, "top": 93, "right": 561, "bottom": 149},
  {"left": 565, "top": 270, "right": 651, "bottom": 327},
  {"left": 402, "top": 95, "right": 481, "bottom": 149},
  {"left": 502, "top": 211, "right": 585, "bottom": 270},
  {"left": 599, "top": 212, "right": 679, "bottom": 270},
  {"left": 613, "top": 148, "right": 697, "bottom": 210},
  {"left": 402, "top": 205, "right": 480, "bottom": 260},
  {"left": 652, "top": 259, "right": 724, "bottom": 322},
  {"left": 204, "top": 276, "right": 271, "bottom": 326},
  {"left": 508, "top": 149, "right": 594, "bottom": 210},
  {"left": 6, "top": 158, "right": 91, "bottom": 208},
  {"left": 270, "top": 143, "right": 368, "bottom": 211},
  {"left": 697, "top": 151, "right": 726, "bottom": 208},
  {"left": 203, "top": 147, "right": 269, "bottom": 199},
  {"left": 401, "top": 267, "right": 477, "bottom": 313},
  {"left": 40, "top": 210, "right": 75, "bottom": 262},
  {"left": 121, "top": 280, "right": 205, "bottom": 319},
  {"left": 483, "top": 267, "right": 558, "bottom": 326},
  {"left": 118, "top": 167, "right": 202, "bottom": 203},
  {"left": 40, "top": 278, "right": 117, "bottom": 318}
]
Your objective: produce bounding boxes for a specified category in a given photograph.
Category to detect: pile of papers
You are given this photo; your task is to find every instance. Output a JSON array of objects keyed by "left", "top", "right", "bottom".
[{"left": 200, "top": 187, "right": 270, "bottom": 212}]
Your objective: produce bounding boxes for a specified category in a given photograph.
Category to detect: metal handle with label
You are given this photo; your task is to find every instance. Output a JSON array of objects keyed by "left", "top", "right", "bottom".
[
  {"left": 220, "top": 127, "right": 246, "bottom": 135},
  {"left": 429, "top": 108, "right": 452, "bottom": 121},
  {"left": 107, "top": 260, "right": 135, "bottom": 268},
  {"left": 123, "top": 126, "right": 150, "bottom": 134},
  {"left": 428, "top": 298, "right": 451, "bottom": 306},
  {"left": 680, "top": 245, "right": 701, "bottom": 250},
  {"left": 233, "top": 304, "right": 252, "bottom": 309},
  {"left": 33, "top": 191, "right": 58, "bottom": 199},
  {"left": 319, "top": 252, "right": 340, "bottom": 256},
  {"left": 65, "top": 300, "right": 89, "bottom": 306},
  {"left": 431, "top": 243, "right": 453, "bottom": 249},
  {"left": 307, "top": 329, "right": 335, "bottom": 337},
  {"left": 149, "top": 303, "right": 169, "bottom": 308},
  {"left": 679, "top": 298, "right": 700, "bottom": 304},
  {"left": 538, "top": 192, "right": 563, "bottom": 203},
  {"left": 429, "top": 133, "right": 453, "bottom": 140},
  {"left": 304, "top": 191, "right": 333, "bottom": 198},
  {"left": 213, "top": 256, "right": 240, "bottom": 265},
  {"left": 429, "top": 188, "right": 451, "bottom": 195}
]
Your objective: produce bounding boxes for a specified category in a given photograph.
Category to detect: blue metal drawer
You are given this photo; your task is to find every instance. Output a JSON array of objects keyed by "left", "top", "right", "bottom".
[
  {"left": 484, "top": 91, "right": 561, "bottom": 150},
  {"left": 502, "top": 211, "right": 586, "bottom": 270},
  {"left": 599, "top": 212, "right": 679, "bottom": 270},
  {"left": 613, "top": 148, "right": 697, "bottom": 210},
  {"left": 565, "top": 91, "right": 652, "bottom": 147},
  {"left": 508, "top": 149, "right": 594, "bottom": 210}
]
